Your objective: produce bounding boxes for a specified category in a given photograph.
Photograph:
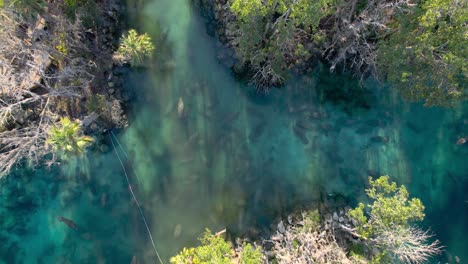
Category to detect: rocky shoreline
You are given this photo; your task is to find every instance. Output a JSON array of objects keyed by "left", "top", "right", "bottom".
[{"left": 0, "top": 0, "right": 136, "bottom": 176}]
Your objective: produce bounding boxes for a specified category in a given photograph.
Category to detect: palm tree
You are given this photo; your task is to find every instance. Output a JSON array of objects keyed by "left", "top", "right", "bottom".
[
  {"left": 117, "top": 29, "right": 155, "bottom": 65},
  {"left": 47, "top": 117, "right": 93, "bottom": 157}
]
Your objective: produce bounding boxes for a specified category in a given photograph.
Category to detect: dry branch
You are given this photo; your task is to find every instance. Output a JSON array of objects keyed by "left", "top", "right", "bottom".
[{"left": 0, "top": 7, "right": 95, "bottom": 177}]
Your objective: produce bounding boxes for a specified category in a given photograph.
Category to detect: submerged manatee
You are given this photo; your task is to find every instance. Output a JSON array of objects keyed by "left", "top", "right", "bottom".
[
  {"left": 292, "top": 124, "right": 309, "bottom": 144},
  {"left": 177, "top": 97, "right": 184, "bottom": 117},
  {"left": 456, "top": 137, "right": 466, "bottom": 145},
  {"left": 57, "top": 216, "right": 77, "bottom": 230}
]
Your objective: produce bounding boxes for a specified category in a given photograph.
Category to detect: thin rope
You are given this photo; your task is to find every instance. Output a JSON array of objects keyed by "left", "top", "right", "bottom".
[
  {"left": 111, "top": 131, "right": 129, "bottom": 158},
  {"left": 111, "top": 130, "right": 142, "bottom": 186},
  {"left": 109, "top": 133, "right": 164, "bottom": 264}
]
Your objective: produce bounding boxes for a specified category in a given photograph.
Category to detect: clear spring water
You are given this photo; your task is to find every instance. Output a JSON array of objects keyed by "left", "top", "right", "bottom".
[{"left": 1, "top": 0, "right": 467, "bottom": 263}]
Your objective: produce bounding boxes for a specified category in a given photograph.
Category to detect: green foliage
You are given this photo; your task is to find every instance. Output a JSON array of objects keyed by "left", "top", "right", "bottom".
[
  {"left": 348, "top": 203, "right": 372, "bottom": 238},
  {"left": 47, "top": 117, "right": 93, "bottom": 157},
  {"left": 55, "top": 33, "right": 69, "bottom": 55},
  {"left": 348, "top": 176, "right": 425, "bottom": 237},
  {"left": 302, "top": 209, "right": 321, "bottom": 230},
  {"left": 117, "top": 29, "right": 155, "bottom": 65},
  {"left": 5, "top": 0, "right": 44, "bottom": 12},
  {"left": 378, "top": 0, "right": 467, "bottom": 106},
  {"left": 62, "top": 0, "right": 100, "bottom": 25},
  {"left": 240, "top": 243, "right": 263, "bottom": 264},
  {"left": 85, "top": 94, "right": 106, "bottom": 114},
  {"left": 229, "top": 0, "right": 337, "bottom": 87},
  {"left": 170, "top": 229, "right": 263, "bottom": 264},
  {"left": 64, "top": 0, "right": 78, "bottom": 19}
]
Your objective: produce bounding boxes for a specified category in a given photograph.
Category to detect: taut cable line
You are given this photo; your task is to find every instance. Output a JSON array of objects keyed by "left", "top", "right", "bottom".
[{"left": 109, "top": 132, "right": 164, "bottom": 264}]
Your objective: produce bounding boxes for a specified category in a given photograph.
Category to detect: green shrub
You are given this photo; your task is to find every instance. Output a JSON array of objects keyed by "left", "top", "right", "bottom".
[
  {"left": 117, "top": 29, "right": 155, "bottom": 65},
  {"left": 240, "top": 243, "right": 263, "bottom": 264},
  {"left": 47, "top": 117, "right": 93, "bottom": 157},
  {"left": 170, "top": 229, "right": 263, "bottom": 264},
  {"left": 6, "top": 0, "right": 44, "bottom": 12},
  {"left": 85, "top": 94, "right": 106, "bottom": 114}
]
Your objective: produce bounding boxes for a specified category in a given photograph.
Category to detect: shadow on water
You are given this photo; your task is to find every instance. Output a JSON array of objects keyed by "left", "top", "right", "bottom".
[{"left": 1, "top": 0, "right": 467, "bottom": 263}]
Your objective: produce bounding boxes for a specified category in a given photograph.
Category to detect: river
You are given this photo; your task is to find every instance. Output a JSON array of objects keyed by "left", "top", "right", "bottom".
[{"left": 0, "top": 0, "right": 467, "bottom": 263}]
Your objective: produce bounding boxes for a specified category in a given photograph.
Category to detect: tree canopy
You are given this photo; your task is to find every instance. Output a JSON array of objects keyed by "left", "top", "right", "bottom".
[
  {"left": 222, "top": 0, "right": 467, "bottom": 106},
  {"left": 348, "top": 176, "right": 441, "bottom": 263},
  {"left": 378, "top": 0, "right": 467, "bottom": 106},
  {"left": 170, "top": 229, "right": 263, "bottom": 264},
  {"left": 228, "top": 0, "right": 337, "bottom": 88}
]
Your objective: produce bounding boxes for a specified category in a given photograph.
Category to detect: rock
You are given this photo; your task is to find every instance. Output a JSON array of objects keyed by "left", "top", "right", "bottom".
[
  {"left": 20, "top": 50, "right": 51, "bottom": 90},
  {"left": 324, "top": 213, "right": 332, "bottom": 223},
  {"left": 108, "top": 82, "right": 114, "bottom": 88},
  {"left": 338, "top": 216, "right": 344, "bottom": 223},
  {"left": 277, "top": 220, "right": 286, "bottom": 234},
  {"left": 108, "top": 88, "right": 115, "bottom": 95},
  {"left": 28, "top": 15, "right": 47, "bottom": 42},
  {"left": 82, "top": 112, "right": 99, "bottom": 127},
  {"left": 90, "top": 122, "right": 98, "bottom": 130},
  {"left": 332, "top": 212, "right": 339, "bottom": 221}
]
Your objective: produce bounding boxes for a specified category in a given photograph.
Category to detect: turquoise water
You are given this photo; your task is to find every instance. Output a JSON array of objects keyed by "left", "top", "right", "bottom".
[{"left": 1, "top": 0, "right": 467, "bottom": 263}]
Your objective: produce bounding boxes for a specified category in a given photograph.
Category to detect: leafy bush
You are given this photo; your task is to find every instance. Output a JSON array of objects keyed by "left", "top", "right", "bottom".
[
  {"left": 85, "top": 94, "right": 106, "bottom": 114},
  {"left": 5, "top": 0, "right": 44, "bottom": 12},
  {"left": 348, "top": 175, "right": 424, "bottom": 237},
  {"left": 348, "top": 176, "right": 441, "bottom": 264},
  {"left": 47, "top": 117, "right": 93, "bottom": 157},
  {"left": 116, "top": 29, "right": 155, "bottom": 65},
  {"left": 378, "top": 0, "right": 467, "bottom": 106},
  {"left": 170, "top": 229, "right": 263, "bottom": 264}
]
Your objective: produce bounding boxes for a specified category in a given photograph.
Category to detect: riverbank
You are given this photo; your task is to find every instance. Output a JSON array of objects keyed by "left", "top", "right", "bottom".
[{"left": 0, "top": 0, "right": 131, "bottom": 176}]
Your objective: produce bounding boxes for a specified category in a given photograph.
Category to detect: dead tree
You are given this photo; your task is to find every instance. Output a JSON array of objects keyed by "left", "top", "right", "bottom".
[
  {"left": 325, "top": 0, "right": 416, "bottom": 78},
  {"left": 0, "top": 8, "right": 94, "bottom": 177},
  {"left": 269, "top": 213, "right": 354, "bottom": 264},
  {"left": 373, "top": 222, "right": 443, "bottom": 264}
]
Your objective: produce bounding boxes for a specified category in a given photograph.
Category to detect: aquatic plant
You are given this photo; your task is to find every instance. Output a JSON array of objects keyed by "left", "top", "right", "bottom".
[
  {"left": 116, "top": 29, "right": 155, "bottom": 65},
  {"left": 47, "top": 117, "right": 93, "bottom": 157},
  {"left": 348, "top": 176, "right": 443, "bottom": 263},
  {"left": 170, "top": 229, "right": 263, "bottom": 264}
]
